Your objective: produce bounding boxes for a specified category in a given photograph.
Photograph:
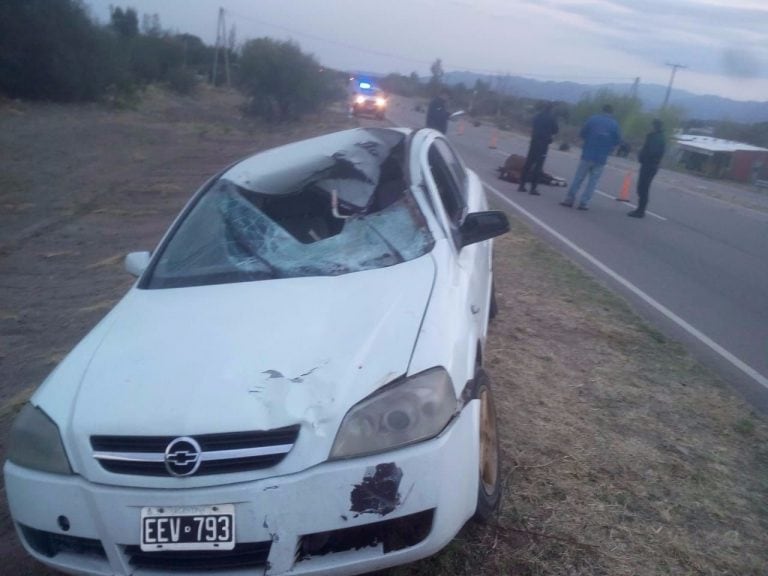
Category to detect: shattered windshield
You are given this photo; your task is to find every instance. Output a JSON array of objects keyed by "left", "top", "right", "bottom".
[{"left": 146, "top": 129, "right": 433, "bottom": 288}]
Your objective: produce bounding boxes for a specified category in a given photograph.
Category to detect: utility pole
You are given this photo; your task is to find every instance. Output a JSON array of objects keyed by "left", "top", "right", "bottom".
[
  {"left": 495, "top": 74, "right": 508, "bottom": 118},
  {"left": 662, "top": 62, "right": 686, "bottom": 109},
  {"left": 211, "top": 7, "right": 230, "bottom": 87},
  {"left": 630, "top": 76, "right": 640, "bottom": 99}
]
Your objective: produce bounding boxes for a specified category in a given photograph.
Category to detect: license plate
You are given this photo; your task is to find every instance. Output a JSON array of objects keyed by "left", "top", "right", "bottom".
[{"left": 140, "top": 504, "right": 235, "bottom": 551}]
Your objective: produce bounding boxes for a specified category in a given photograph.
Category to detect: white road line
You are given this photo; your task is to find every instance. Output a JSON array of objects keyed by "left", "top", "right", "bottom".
[
  {"left": 594, "top": 190, "right": 668, "bottom": 221},
  {"left": 485, "top": 181, "right": 768, "bottom": 391}
]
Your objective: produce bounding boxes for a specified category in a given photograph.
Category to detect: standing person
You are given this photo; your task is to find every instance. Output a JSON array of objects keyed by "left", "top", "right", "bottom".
[
  {"left": 628, "top": 119, "right": 665, "bottom": 218},
  {"left": 561, "top": 104, "right": 621, "bottom": 210},
  {"left": 426, "top": 90, "right": 450, "bottom": 134},
  {"left": 518, "top": 102, "right": 559, "bottom": 195}
]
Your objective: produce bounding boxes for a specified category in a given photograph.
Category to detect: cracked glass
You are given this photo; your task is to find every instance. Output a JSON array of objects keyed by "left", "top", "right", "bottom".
[{"left": 146, "top": 129, "right": 433, "bottom": 288}]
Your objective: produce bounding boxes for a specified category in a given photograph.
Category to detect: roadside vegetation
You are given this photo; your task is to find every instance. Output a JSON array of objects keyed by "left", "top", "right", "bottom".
[
  {"left": 3, "top": 1, "right": 766, "bottom": 145},
  {"left": 0, "top": 0, "right": 343, "bottom": 121}
]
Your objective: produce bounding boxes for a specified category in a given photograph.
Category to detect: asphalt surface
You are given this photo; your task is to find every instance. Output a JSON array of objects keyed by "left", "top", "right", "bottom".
[{"left": 370, "top": 97, "right": 768, "bottom": 410}]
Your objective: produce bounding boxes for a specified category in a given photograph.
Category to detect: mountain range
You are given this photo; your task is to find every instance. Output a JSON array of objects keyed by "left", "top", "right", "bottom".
[{"left": 442, "top": 71, "right": 768, "bottom": 124}]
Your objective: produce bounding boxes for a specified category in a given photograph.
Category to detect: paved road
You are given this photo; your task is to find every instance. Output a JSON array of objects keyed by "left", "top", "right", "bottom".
[{"left": 375, "top": 98, "right": 768, "bottom": 409}]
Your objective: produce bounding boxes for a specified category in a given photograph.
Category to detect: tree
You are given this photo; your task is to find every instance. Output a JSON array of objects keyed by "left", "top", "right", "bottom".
[
  {"left": 428, "top": 58, "right": 444, "bottom": 95},
  {"left": 110, "top": 6, "right": 138, "bottom": 38},
  {"left": 238, "top": 38, "right": 341, "bottom": 122},
  {"left": 0, "top": 0, "right": 121, "bottom": 101},
  {"left": 568, "top": 89, "right": 683, "bottom": 150},
  {"left": 380, "top": 72, "right": 421, "bottom": 97},
  {"left": 141, "top": 13, "right": 162, "bottom": 37}
]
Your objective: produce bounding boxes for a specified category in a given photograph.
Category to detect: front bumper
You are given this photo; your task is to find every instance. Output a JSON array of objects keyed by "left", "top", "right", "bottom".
[
  {"left": 4, "top": 404, "right": 480, "bottom": 576},
  {"left": 352, "top": 101, "right": 385, "bottom": 116}
]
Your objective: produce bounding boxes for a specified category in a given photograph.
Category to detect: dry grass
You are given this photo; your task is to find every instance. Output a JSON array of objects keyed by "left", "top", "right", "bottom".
[{"left": 390, "top": 220, "right": 768, "bottom": 575}]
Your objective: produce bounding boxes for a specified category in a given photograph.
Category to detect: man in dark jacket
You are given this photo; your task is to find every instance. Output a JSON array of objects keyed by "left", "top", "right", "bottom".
[
  {"left": 518, "top": 102, "right": 559, "bottom": 195},
  {"left": 426, "top": 90, "right": 450, "bottom": 134},
  {"left": 628, "top": 119, "right": 665, "bottom": 218}
]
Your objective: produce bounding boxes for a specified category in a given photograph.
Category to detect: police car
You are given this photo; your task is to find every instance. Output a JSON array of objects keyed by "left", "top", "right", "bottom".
[{"left": 351, "top": 81, "right": 387, "bottom": 119}]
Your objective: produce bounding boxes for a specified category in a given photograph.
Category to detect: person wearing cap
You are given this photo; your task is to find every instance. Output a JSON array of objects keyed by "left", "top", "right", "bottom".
[
  {"left": 561, "top": 104, "right": 621, "bottom": 210},
  {"left": 628, "top": 119, "right": 666, "bottom": 218}
]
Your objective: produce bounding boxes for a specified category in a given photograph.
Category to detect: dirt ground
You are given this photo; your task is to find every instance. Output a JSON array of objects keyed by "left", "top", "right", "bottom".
[{"left": 2, "top": 87, "right": 767, "bottom": 575}]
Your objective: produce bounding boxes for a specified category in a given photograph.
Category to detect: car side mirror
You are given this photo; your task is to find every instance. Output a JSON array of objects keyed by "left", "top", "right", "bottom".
[
  {"left": 125, "top": 251, "right": 151, "bottom": 277},
  {"left": 459, "top": 211, "right": 510, "bottom": 248},
  {"left": 449, "top": 110, "right": 467, "bottom": 120}
]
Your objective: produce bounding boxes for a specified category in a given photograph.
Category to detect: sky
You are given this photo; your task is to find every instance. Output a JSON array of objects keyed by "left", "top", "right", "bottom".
[{"left": 83, "top": 0, "right": 768, "bottom": 103}]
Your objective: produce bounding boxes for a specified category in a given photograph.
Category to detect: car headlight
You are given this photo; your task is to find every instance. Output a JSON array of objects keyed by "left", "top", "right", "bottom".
[
  {"left": 355, "top": 95, "right": 365, "bottom": 104},
  {"left": 7, "top": 404, "right": 73, "bottom": 475},
  {"left": 375, "top": 97, "right": 386, "bottom": 107},
  {"left": 330, "top": 368, "right": 456, "bottom": 459}
]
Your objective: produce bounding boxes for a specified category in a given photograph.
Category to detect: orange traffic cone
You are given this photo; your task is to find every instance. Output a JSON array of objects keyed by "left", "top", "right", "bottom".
[
  {"left": 616, "top": 170, "right": 632, "bottom": 202},
  {"left": 488, "top": 130, "right": 498, "bottom": 149},
  {"left": 457, "top": 119, "right": 465, "bottom": 135}
]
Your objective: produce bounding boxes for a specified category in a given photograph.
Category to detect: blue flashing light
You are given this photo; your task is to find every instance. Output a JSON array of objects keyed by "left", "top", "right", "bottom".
[{"left": 359, "top": 82, "right": 372, "bottom": 89}]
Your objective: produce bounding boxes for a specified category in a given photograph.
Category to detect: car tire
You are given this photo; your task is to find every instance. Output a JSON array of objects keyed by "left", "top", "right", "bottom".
[
  {"left": 489, "top": 281, "right": 498, "bottom": 321},
  {"left": 472, "top": 369, "right": 501, "bottom": 523}
]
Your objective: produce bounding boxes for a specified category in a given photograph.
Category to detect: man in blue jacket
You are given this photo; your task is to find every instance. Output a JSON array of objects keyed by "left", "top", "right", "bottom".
[{"left": 561, "top": 104, "right": 621, "bottom": 210}]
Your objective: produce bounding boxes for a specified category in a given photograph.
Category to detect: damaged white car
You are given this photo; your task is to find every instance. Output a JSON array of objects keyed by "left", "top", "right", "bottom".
[{"left": 5, "top": 127, "right": 509, "bottom": 576}]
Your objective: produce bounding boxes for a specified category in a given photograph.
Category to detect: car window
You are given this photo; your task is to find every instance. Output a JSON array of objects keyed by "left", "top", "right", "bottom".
[
  {"left": 433, "top": 138, "right": 467, "bottom": 197},
  {"left": 427, "top": 141, "right": 467, "bottom": 227}
]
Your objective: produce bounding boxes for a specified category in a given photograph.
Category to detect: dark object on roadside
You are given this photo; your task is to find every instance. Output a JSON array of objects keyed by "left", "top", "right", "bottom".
[
  {"left": 616, "top": 141, "right": 631, "bottom": 157},
  {"left": 558, "top": 142, "right": 570, "bottom": 151},
  {"left": 498, "top": 154, "right": 567, "bottom": 187},
  {"left": 473, "top": 120, "right": 481, "bottom": 127},
  {"left": 426, "top": 92, "right": 450, "bottom": 133},
  {"left": 414, "top": 103, "right": 424, "bottom": 112}
]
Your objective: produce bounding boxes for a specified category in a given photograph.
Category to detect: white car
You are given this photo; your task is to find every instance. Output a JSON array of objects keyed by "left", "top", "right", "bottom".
[{"left": 5, "top": 127, "right": 509, "bottom": 576}]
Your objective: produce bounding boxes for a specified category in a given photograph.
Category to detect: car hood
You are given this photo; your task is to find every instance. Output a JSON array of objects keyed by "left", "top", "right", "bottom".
[{"left": 42, "top": 256, "right": 435, "bottom": 485}]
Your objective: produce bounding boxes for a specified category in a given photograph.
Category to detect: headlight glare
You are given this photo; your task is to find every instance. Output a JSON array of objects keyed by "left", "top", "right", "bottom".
[
  {"left": 7, "top": 404, "right": 73, "bottom": 475},
  {"left": 355, "top": 95, "right": 365, "bottom": 104},
  {"left": 330, "top": 368, "right": 456, "bottom": 459},
  {"left": 375, "top": 97, "right": 386, "bottom": 107}
]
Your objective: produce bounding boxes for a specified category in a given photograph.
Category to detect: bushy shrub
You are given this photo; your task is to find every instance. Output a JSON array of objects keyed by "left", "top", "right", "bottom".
[
  {"left": 0, "top": 0, "right": 120, "bottom": 101},
  {"left": 0, "top": 1, "right": 211, "bottom": 103},
  {"left": 238, "top": 38, "right": 342, "bottom": 122},
  {"left": 166, "top": 68, "right": 197, "bottom": 95}
]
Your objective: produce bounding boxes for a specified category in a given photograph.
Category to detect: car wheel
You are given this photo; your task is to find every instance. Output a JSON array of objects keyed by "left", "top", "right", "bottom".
[
  {"left": 473, "top": 369, "right": 501, "bottom": 523},
  {"left": 489, "top": 281, "right": 498, "bottom": 320}
]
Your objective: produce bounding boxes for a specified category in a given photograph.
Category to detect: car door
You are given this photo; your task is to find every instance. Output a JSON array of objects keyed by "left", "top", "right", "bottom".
[{"left": 421, "top": 135, "right": 493, "bottom": 353}]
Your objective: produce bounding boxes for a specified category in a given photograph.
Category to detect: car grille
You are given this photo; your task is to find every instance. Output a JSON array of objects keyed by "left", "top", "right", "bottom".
[
  {"left": 124, "top": 541, "right": 271, "bottom": 571},
  {"left": 91, "top": 426, "right": 300, "bottom": 477}
]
